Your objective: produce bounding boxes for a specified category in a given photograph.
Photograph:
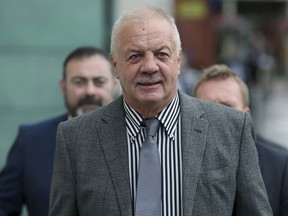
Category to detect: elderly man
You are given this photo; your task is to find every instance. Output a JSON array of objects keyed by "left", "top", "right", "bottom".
[{"left": 49, "top": 7, "right": 272, "bottom": 216}]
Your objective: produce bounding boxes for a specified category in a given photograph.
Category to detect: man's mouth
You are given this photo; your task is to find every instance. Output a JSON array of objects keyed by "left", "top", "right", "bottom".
[
  {"left": 138, "top": 81, "right": 161, "bottom": 86},
  {"left": 135, "top": 74, "right": 164, "bottom": 86},
  {"left": 82, "top": 103, "right": 99, "bottom": 107},
  {"left": 78, "top": 97, "right": 103, "bottom": 107}
]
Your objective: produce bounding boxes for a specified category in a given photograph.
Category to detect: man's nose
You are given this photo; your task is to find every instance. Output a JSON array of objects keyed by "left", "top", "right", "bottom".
[
  {"left": 140, "top": 54, "right": 159, "bottom": 73},
  {"left": 85, "top": 81, "right": 98, "bottom": 95}
]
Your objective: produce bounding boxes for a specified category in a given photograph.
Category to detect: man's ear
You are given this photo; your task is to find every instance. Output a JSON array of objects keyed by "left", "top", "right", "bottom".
[{"left": 110, "top": 54, "right": 119, "bottom": 79}]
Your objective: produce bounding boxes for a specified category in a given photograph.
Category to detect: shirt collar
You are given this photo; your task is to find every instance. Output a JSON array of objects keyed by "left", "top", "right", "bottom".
[{"left": 124, "top": 93, "right": 180, "bottom": 138}]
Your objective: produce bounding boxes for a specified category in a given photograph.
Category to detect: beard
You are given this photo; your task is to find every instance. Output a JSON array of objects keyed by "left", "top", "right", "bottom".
[{"left": 65, "top": 96, "right": 103, "bottom": 117}]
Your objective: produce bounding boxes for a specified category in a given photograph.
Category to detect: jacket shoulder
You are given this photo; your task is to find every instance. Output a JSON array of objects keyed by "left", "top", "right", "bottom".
[{"left": 18, "top": 114, "right": 67, "bottom": 136}]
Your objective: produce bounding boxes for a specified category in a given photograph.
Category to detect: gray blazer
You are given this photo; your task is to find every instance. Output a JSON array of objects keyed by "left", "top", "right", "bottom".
[{"left": 49, "top": 92, "right": 272, "bottom": 216}]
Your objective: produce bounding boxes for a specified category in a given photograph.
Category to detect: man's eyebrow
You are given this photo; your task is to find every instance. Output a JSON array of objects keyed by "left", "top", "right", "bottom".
[
  {"left": 155, "top": 45, "right": 170, "bottom": 51},
  {"left": 124, "top": 44, "right": 172, "bottom": 57},
  {"left": 71, "top": 76, "right": 86, "bottom": 80},
  {"left": 93, "top": 76, "right": 108, "bottom": 80},
  {"left": 125, "top": 49, "right": 142, "bottom": 55}
]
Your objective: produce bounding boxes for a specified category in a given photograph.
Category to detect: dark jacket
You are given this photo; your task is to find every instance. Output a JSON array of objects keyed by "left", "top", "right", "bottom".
[
  {"left": 0, "top": 114, "right": 67, "bottom": 216},
  {"left": 256, "top": 136, "right": 288, "bottom": 216}
]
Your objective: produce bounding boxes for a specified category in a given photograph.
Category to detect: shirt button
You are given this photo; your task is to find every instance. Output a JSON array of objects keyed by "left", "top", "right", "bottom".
[{"left": 169, "top": 134, "right": 174, "bottom": 139}]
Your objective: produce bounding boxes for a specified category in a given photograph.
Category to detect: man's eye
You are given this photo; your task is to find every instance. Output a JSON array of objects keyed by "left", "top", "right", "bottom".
[
  {"left": 129, "top": 54, "right": 141, "bottom": 60},
  {"left": 94, "top": 77, "right": 107, "bottom": 86},
  {"left": 156, "top": 52, "right": 169, "bottom": 58},
  {"left": 222, "top": 103, "right": 234, "bottom": 108},
  {"left": 73, "top": 78, "right": 85, "bottom": 85}
]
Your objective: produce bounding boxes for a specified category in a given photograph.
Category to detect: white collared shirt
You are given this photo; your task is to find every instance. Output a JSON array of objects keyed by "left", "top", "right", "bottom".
[{"left": 124, "top": 93, "right": 183, "bottom": 216}]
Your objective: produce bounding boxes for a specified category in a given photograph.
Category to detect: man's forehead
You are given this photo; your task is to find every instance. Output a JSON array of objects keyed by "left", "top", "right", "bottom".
[
  {"left": 124, "top": 33, "right": 174, "bottom": 52},
  {"left": 126, "top": 42, "right": 171, "bottom": 52}
]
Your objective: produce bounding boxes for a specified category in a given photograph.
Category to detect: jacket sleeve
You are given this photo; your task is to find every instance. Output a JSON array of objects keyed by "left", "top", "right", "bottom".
[
  {"left": 0, "top": 127, "right": 25, "bottom": 216},
  {"left": 234, "top": 113, "right": 272, "bottom": 215}
]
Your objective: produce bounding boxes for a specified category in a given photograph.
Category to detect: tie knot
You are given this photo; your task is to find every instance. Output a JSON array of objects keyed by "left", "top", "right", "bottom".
[{"left": 145, "top": 118, "right": 160, "bottom": 137}]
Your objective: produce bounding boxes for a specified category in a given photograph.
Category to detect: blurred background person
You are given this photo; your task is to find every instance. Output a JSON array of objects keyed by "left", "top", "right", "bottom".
[
  {"left": 0, "top": 46, "right": 117, "bottom": 216},
  {"left": 194, "top": 64, "right": 288, "bottom": 216}
]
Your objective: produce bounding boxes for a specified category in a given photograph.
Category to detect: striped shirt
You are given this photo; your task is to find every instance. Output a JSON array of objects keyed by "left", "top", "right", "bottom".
[{"left": 124, "top": 93, "right": 182, "bottom": 216}]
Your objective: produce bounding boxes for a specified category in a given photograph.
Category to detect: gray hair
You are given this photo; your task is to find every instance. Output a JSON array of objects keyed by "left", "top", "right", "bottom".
[{"left": 110, "top": 6, "right": 181, "bottom": 57}]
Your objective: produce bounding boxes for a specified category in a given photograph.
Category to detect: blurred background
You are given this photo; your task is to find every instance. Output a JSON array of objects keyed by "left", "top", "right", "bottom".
[{"left": 0, "top": 1, "right": 288, "bottom": 212}]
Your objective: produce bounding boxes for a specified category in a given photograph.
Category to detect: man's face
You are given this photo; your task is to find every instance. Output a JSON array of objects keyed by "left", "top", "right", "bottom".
[
  {"left": 61, "top": 55, "right": 116, "bottom": 117},
  {"left": 195, "top": 78, "right": 250, "bottom": 112},
  {"left": 111, "top": 18, "right": 181, "bottom": 117}
]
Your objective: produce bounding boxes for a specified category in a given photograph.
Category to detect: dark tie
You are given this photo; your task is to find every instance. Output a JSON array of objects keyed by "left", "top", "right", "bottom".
[{"left": 135, "top": 118, "right": 161, "bottom": 216}]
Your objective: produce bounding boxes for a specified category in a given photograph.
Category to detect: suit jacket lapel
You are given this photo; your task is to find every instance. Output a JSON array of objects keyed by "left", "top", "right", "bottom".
[
  {"left": 179, "top": 92, "right": 209, "bottom": 215},
  {"left": 98, "top": 97, "right": 132, "bottom": 216}
]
